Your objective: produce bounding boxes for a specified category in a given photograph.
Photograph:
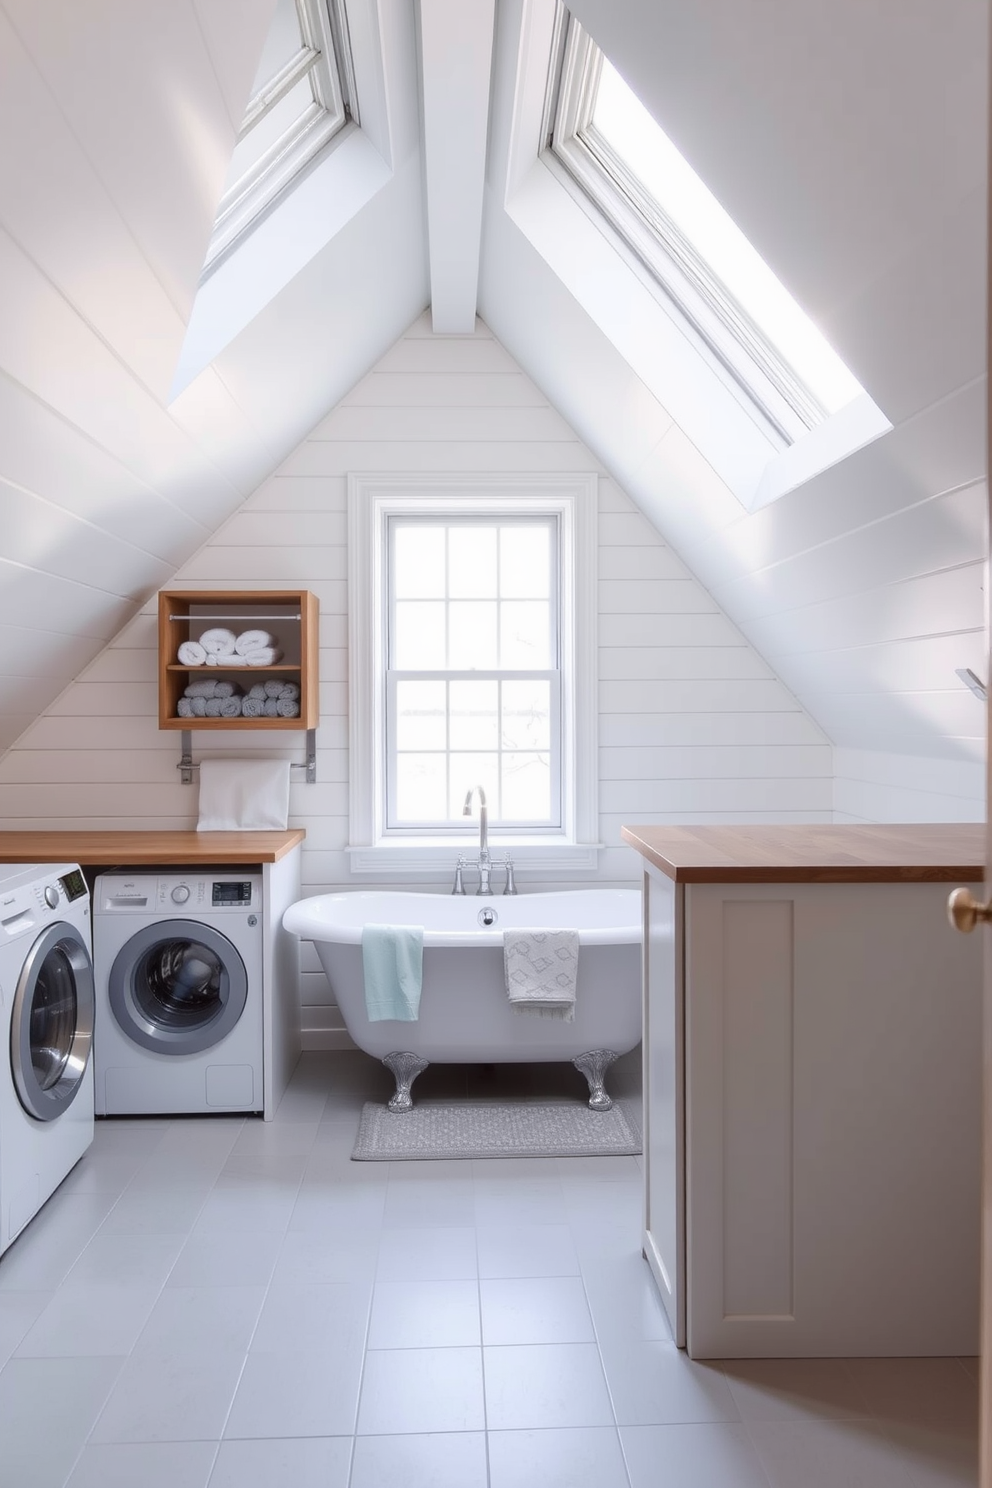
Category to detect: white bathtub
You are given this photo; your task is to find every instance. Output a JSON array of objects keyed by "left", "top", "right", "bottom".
[{"left": 283, "top": 889, "right": 643, "bottom": 1109}]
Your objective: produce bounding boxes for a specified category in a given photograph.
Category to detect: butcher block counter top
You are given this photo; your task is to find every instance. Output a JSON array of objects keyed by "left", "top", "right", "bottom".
[
  {"left": 0, "top": 830, "right": 305, "bottom": 865},
  {"left": 620, "top": 822, "right": 983, "bottom": 883}
]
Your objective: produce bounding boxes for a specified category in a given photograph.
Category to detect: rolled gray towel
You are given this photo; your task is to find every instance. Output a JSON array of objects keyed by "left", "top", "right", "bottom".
[
  {"left": 219, "top": 697, "right": 242, "bottom": 717},
  {"left": 204, "top": 698, "right": 223, "bottom": 717},
  {"left": 264, "top": 680, "right": 286, "bottom": 697},
  {"left": 263, "top": 698, "right": 279, "bottom": 717},
  {"left": 184, "top": 679, "right": 216, "bottom": 699},
  {"left": 241, "top": 697, "right": 266, "bottom": 718},
  {"left": 177, "top": 698, "right": 193, "bottom": 717},
  {"left": 189, "top": 696, "right": 207, "bottom": 717},
  {"left": 280, "top": 681, "right": 300, "bottom": 701},
  {"left": 247, "top": 683, "right": 268, "bottom": 701},
  {"left": 276, "top": 698, "right": 300, "bottom": 718}
]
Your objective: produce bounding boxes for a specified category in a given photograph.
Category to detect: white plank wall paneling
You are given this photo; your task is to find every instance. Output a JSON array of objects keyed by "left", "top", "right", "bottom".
[{"left": 0, "top": 317, "right": 832, "bottom": 1042}]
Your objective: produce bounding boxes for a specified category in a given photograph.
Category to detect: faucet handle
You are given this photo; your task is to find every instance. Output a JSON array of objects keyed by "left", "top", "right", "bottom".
[
  {"left": 503, "top": 857, "right": 517, "bottom": 895},
  {"left": 452, "top": 856, "right": 466, "bottom": 895}
]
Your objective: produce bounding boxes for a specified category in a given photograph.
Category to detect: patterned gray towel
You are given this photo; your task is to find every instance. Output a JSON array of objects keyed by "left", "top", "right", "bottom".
[{"left": 503, "top": 929, "right": 578, "bottom": 1020}]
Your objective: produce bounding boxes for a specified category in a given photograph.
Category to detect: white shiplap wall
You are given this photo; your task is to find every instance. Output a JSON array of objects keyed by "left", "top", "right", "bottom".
[{"left": 0, "top": 315, "right": 832, "bottom": 1040}]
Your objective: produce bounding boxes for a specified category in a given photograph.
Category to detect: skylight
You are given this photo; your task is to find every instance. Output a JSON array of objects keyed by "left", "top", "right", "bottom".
[
  {"left": 548, "top": 14, "right": 866, "bottom": 442},
  {"left": 203, "top": 0, "right": 355, "bottom": 269}
]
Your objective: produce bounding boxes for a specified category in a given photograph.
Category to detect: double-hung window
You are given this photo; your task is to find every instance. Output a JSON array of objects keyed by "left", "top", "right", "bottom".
[{"left": 348, "top": 475, "right": 598, "bottom": 874}]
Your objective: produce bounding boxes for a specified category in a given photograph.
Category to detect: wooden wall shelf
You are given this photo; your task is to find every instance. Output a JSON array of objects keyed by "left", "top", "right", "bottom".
[{"left": 158, "top": 589, "right": 319, "bottom": 731}]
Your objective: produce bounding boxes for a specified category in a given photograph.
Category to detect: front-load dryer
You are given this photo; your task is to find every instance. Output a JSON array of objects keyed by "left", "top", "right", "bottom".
[
  {"left": 92, "top": 872, "right": 264, "bottom": 1116},
  {"left": 0, "top": 862, "right": 95, "bottom": 1258}
]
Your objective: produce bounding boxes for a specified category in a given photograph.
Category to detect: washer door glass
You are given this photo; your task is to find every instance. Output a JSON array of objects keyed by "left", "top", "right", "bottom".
[
  {"left": 11, "top": 922, "right": 95, "bottom": 1122},
  {"left": 109, "top": 921, "right": 248, "bottom": 1056}
]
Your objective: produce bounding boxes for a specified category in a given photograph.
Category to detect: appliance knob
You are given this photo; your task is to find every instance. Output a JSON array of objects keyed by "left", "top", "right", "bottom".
[
  {"left": 44, "top": 885, "right": 59, "bottom": 909},
  {"left": 171, "top": 884, "right": 191, "bottom": 905}
]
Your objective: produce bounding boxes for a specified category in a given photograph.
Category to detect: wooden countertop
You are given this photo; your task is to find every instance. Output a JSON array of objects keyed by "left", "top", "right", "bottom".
[
  {"left": 620, "top": 823, "right": 985, "bottom": 883},
  {"left": 0, "top": 830, "right": 305, "bottom": 866}
]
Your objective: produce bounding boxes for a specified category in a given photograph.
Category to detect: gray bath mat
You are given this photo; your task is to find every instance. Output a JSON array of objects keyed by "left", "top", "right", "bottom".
[{"left": 352, "top": 1099, "right": 641, "bottom": 1161}]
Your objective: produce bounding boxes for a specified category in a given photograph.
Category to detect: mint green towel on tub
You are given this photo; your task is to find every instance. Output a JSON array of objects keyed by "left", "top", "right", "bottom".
[{"left": 361, "top": 924, "right": 424, "bottom": 1021}]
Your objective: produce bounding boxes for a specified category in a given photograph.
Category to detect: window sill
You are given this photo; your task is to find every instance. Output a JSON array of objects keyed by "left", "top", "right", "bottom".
[{"left": 346, "top": 841, "right": 602, "bottom": 875}]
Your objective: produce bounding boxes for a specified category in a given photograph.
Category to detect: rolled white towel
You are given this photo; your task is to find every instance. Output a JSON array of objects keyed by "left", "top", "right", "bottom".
[
  {"left": 200, "top": 627, "right": 237, "bottom": 657},
  {"left": 276, "top": 698, "right": 300, "bottom": 718},
  {"left": 245, "top": 647, "right": 283, "bottom": 667},
  {"left": 241, "top": 697, "right": 266, "bottom": 718},
  {"left": 177, "top": 698, "right": 194, "bottom": 717},
  {"left": 184, "top": 679, "right": 217, "bottom": 699},
  {"left": 219, "top": 697, "right": 242, "bottom": 718},
  {"left": 212, "top": 653, "right": 248, "bottom": 667},
  {"left": 264, "top": 679, "right": 287, "bottom": 697},
  {"left": 234, "top": 629, "right": 275, "bottom": 656},
  {"left": 177, "top": 640, "right": 207, "bottom": 666},
  {"left": 189, "top": 696, "right": 207, "bottom": 717}
]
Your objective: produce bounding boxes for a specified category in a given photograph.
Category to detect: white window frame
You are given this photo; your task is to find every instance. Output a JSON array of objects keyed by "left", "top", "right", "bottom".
[
  {"left": 546, "top": 9, "right": 827, "bottom": 448},
  {"left": 347, "top": 473, "right": 600, "bottom": 875},
  {"left": 203, "top": 0, "right": 357, "bottom": 271}
]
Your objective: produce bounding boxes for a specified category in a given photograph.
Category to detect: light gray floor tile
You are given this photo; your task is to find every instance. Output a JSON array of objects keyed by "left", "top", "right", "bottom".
[
  {"left": 271, "top": 1226, "right": 380, "bottom": 1285},
  {"left": 228, "top": 1120, "right": 320, "bottom": 1158},
  {"left": 132, "top": 1285, "right": 266, "bottom": 1358},
  {"left": 224, "top": 1343, "right": 364, "bottom": 1437},
  {"left": 881, "top": 1425, "right": 979, "bottom": 1488},
  {"left": 368, "top": 1278, "right": 482, "bottom": 1349},
  {"left": 473, "top": 1180, "right": 568, "bottom": 1227},
  {"left": 289, "top": 1181, "right": 387, "bottom": 1233},
  {"left": 488, "top": 1425, "right": 631, "bottom": 1488},
  {"left": 350, "top": 1431, "right": 488, "bottom": 1488},
  {"left": 0, "top": 1193, "right": 119, "bottom": 1291},
  {"left": 90, "top": 1351, "right": 245, "bottom": 1443},
  {"left": 0, "top": 1356, "right": 123, "bottom": 1488},
  {"left": 0, "top": 1292, "right": 51, "bottom": 1366},
  {"left": 15, "top": 1283, "right": 161, "bottom": 1358},
  {"left": 63, "top": 1231, "right": 185, "bottom": 1289},
  {"left": 476, "top": 1223, "right": 580, "bottom": 1279},
  {"left": 97, "top": 1183, "right": 212, "bottom": 1235},
  {"left": 191, "top": 1180, "right": 299, "bottom": 1235},
  {"left": 747, "top": 1418, "right": 920, "bottom": 1488},
  {"left": 357, "top": 1346, "right": 486, "bottom": 1434},
  {"left": 376, "top": 1225, "right": 479, "bottom": 1281},
  {"left": 722, "top": 1357, "right": 876, "bottom": 1423},
  {"left": 620, "top": 1422, "right": 773, "bottom": 1488},
  {"left": 480, "top": 1276, "right": 595, "bottom": 1345},
  {"left": 582, "top": 1255, "right": 673, "bottom": 1344},
  {"left": 483, "top": 1342, "right": 615, "bottom": 1430},
  {"left": 382, "top": 1177, "right": 477, "bottom": 1228},
  {"left": 207, "top": 1435, "right": 352, "bottom": 1488},
  {"left": 165, "top": 1229, "right": 282, "bottom": 1289},
  {"left": 65, "top": 1440, "right": 218, "bottom": 1488},
  {"left": 601, "top": 1338, "right": 741, "bottom": 1425},
  {"left": 249, "top": 1281, "right": 370, "bottom": 1355},
  {"left": 844, "top": 1358, "right": 978, "bottom": 1436}
]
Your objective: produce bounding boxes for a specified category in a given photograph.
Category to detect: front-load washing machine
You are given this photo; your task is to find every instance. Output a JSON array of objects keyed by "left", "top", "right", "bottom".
[
  {"left": 92, "top": 872, "right": 264, "bottom": 1116},
  {"left": 0, "top": 862, "right": 95, "bottom": 1258}
]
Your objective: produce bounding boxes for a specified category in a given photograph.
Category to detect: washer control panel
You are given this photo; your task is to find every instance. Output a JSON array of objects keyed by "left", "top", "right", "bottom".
[{"left": 95, "top": 875, "right": 261, "bottom": 913}]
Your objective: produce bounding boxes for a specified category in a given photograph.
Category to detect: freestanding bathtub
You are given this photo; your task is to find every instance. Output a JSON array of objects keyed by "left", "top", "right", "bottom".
[{"left": 283, "top": 889, "right": 643, "bottom": 1111}]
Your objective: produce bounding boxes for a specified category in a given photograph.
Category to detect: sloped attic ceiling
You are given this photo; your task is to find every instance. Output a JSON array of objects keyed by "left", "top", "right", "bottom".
[{"left": 0, "top": 0, "right": 986, "bottom": 776}]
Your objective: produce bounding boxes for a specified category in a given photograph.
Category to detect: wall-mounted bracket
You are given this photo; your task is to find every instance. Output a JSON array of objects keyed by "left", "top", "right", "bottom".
[{"left": 177, "top": 728, "right": 317, "bottom": 784}]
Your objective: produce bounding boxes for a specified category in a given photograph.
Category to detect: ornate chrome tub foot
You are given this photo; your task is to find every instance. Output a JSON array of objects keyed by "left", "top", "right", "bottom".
[
  {"left": 573, "top": 1049, "right": 619, "bottom": 1111},
  {"left": 383, "top": 1051, "right": 430, "bottom": 1112}
]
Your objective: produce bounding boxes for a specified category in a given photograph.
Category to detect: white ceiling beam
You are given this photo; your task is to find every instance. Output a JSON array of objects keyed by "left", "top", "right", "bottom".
[{"left": 419, "top": 0, "right": 496, "bottom": 333}]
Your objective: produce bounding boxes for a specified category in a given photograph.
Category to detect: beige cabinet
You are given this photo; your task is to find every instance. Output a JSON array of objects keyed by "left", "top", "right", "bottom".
[
  {"left": 158, "top": 588, "right": 319, "bottom": 730},
  {"left": 628, "top": 825, "right": 984, "bottom": 1358}
]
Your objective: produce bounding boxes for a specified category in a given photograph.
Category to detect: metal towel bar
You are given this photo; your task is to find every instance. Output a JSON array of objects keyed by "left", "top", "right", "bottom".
[{"left": 177, "top": 729, "right": 317, "bottom": 785}]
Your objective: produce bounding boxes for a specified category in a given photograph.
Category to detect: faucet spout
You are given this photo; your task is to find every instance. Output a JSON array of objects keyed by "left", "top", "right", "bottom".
[{"left": 462, "top": 786, "right": 491, "bottom": 893}]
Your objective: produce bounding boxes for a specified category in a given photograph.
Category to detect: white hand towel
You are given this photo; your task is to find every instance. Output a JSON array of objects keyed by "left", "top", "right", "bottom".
[
  {"left": 196, "top": 758, "right": 291, "bottom": 831},
  {"left": 235, "top": 629, "right": 275, "bottom": 656},
  {"left": 245, "top": 647, "right": 283, "bottom": 667},
  {"left": 177, "top": 640, "right": 207, "bottom": 665},
  {"left": 503, "top": 929, "right": 578, "bottom": 1020},
  {"left": 199, "top": 627, "right": 238, "bottom": 657}
]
